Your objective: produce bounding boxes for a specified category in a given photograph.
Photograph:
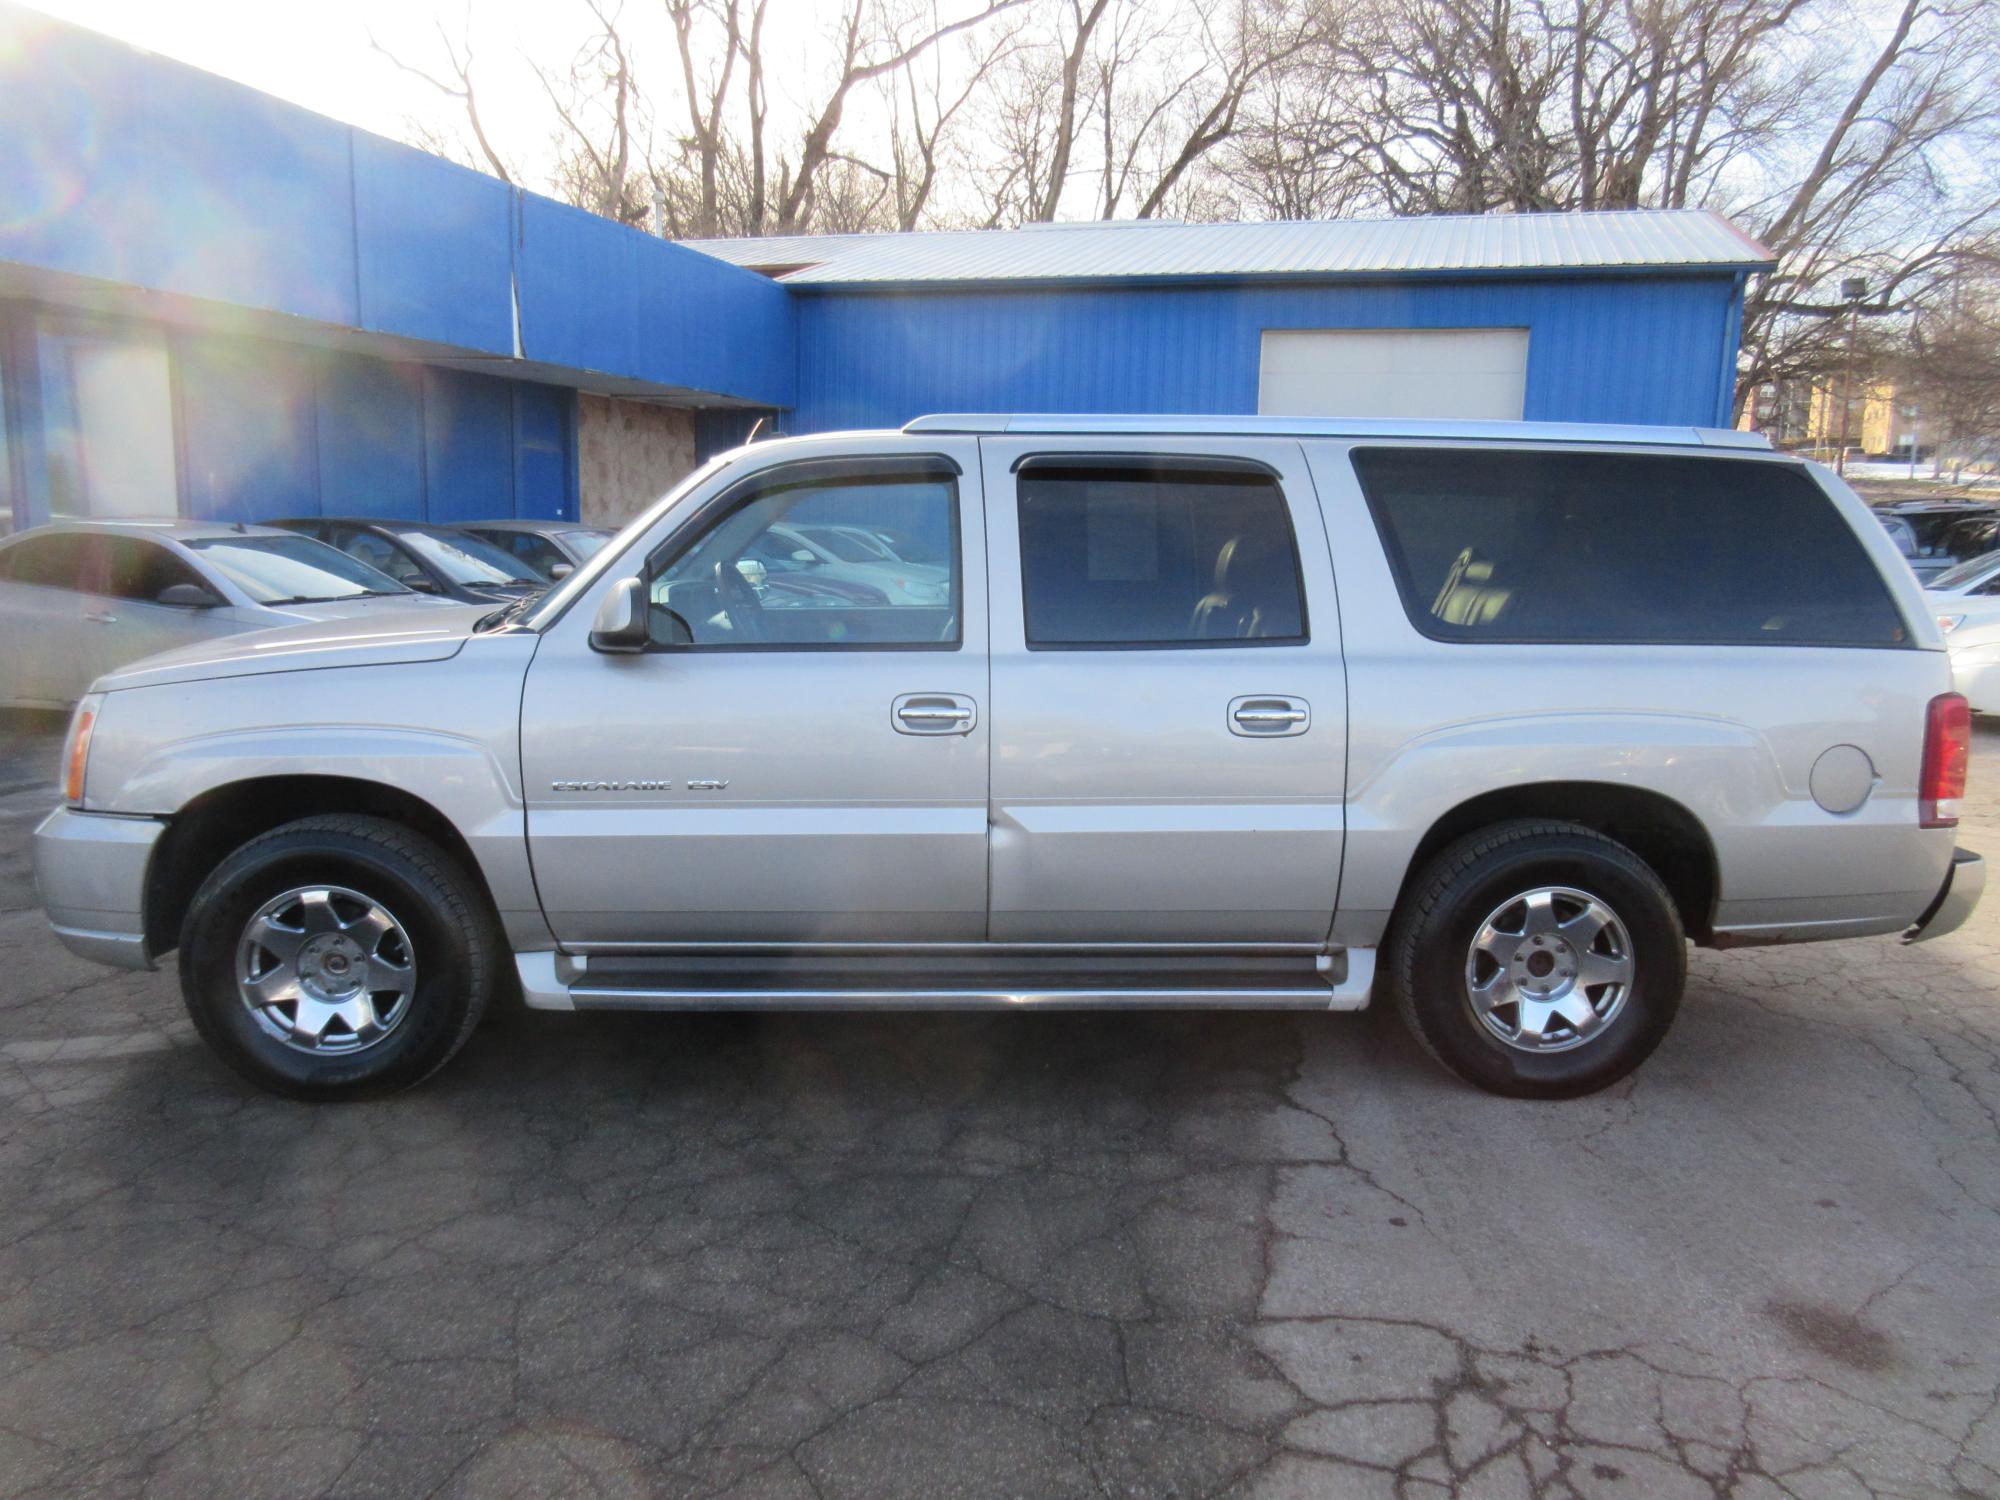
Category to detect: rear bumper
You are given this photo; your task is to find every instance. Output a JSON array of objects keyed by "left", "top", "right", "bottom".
[
  {"left": 31, "top": 806, "right": 164, "bottom": 971},
  {"left": 1904, "top": 847, "right": 1984, "bottom": 944}
]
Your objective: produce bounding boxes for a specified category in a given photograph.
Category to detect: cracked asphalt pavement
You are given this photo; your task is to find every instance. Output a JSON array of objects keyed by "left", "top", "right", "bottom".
[{"left": 1, "top": 709, "right": 1997, "bottom": 1499}]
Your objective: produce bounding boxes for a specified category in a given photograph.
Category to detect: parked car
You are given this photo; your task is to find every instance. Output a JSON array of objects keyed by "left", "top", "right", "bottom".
[
  {"left": 1874, "top": 500, "right": 1998, "bottom": 582},
  {"left": 0, "top": 520, "right": 455, "bottom": 709},
  {"left": 1923, "top": 548, "right": 2000, "bottom": 602},
  {"left": 33, "top": 416, "right": 1981, "bottom": 1104},
  {"left": 747, "top": 522, "right": 952, "bottom": 605},
  {"left": 453, "top": 520, "right": 614, "bottom": 582},
  {"left": 268, "top": 518, "right": 545, "bottom": 604}
]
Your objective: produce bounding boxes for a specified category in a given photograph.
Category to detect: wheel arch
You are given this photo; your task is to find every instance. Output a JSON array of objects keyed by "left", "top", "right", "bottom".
[
  {"left": 1395, "top": 781, "right": 1720, "bottom": 943},
  {"left": 145, "top": 776, "right": 495, "bottom": 958}
]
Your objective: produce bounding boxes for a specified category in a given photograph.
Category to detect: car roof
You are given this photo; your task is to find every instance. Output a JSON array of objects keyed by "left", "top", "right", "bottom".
[{"left": 0, "top": 518, "right": 298, "bottom": 543}]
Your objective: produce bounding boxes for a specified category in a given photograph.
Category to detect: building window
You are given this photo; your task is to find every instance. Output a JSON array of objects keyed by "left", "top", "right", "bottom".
[{"left": 38, "top": 317, "right": 177, "bottom": 520}]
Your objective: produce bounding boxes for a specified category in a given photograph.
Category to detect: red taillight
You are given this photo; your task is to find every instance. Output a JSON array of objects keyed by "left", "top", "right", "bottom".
[{"left": 1919, "top": 692, "right": 1970, "bottom": 829}]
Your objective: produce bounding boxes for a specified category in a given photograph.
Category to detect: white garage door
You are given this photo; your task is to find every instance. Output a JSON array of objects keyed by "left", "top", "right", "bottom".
[{"left": 1258, "top": 328, "right": 1529, "bottom": 421}]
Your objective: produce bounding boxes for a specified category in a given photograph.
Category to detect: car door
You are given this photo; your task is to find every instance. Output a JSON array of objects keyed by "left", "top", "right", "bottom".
[
  {"left": 520, "top": 443, "right": 989, "bottom": 945},
  {"left": 0, "top": 533, "right": 96, "bottom": 706},
  {"left": 981, "top": 437, "right": 1347, "bottom": 943}
]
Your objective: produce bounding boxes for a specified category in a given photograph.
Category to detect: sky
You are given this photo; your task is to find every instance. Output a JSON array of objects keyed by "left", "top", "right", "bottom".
[{"left": 12, "top": 0, "right": 852, "bottom": 186}]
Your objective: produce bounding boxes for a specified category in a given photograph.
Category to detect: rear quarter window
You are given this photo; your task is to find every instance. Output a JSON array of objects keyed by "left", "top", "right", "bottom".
[{"left": 1351, "top": 448, "right": 1910, "bottom": 648}]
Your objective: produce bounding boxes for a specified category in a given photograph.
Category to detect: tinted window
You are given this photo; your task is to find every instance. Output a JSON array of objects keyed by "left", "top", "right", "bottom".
[
  {"left": 1, "top": 533, "right": 91, "bottom": 590},
  {"left": 97, "top": 537, "right": 207, "bottom": 602},
  {"left": 1017, "top": 464, "right": 1306, "bottom": 647},
  {"left": 330, "top": 528, "right": 416, "bottom": 583},
  {"left": 486, "top": 531, "right": 564, "bottom": 577},
  {"left": 650, "top": 470, "right": 958, "bottom": 648},
  {"left": 1353, "top": 448, "right": 1909, "bottom": 647}
]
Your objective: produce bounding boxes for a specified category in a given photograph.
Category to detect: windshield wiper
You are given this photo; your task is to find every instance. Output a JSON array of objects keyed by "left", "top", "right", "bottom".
[{"left": 475, "top": 591, "right": 544, "bottom": 632}]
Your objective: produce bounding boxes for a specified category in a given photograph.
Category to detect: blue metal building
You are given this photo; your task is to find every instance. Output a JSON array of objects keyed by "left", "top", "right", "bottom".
[{"left": 0, "top": 2, "right": 1771, "bottom": 538}]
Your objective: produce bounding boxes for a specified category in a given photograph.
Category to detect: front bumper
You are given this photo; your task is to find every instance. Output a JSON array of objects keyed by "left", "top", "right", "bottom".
[
  {"left": 31, "top": 806, "right": 166, "bottom": 970},
  {"left": 1904, "top": 847, "right": 1985, "bottom": 944}
]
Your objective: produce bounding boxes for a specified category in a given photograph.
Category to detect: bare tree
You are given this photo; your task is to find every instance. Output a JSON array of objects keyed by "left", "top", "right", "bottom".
[
  {"left": 537, "top": 0, "right": 652, "bottom": 225},
  {"left": 370, "top": 14, "right": 517, "bottom": 184}
]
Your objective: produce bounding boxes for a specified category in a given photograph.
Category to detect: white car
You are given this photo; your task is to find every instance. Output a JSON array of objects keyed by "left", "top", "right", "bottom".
[
  {"left": 1924, "top": 548, "right": 2000, "bottom": 601},
  {"left": 0, "top": 519, "right": 462, "bottom": 708}
]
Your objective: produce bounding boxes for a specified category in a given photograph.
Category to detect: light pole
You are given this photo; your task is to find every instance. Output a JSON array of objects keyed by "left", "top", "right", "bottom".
[{"left": 1836, "top": 276, "right": 1867, "bottom": 477}]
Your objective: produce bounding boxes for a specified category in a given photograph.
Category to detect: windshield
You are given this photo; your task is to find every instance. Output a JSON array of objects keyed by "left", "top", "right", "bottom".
[
  {"left": 559, "top": 529, "right": 612, "bottom": 559},
  {"left": 1930, "top": 550, "right": 2000, "bottom": 590},
  {"left": 392, "top": 527, "right": 541, "bottom": 585},
  {"left": 184, "top": 534, "right": 411, "bottom": 603}
]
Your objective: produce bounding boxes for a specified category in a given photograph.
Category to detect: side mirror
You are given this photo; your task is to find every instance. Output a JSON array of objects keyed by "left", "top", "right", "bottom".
[
  {"left": 548, "top": 561, "right": 575, "bottom": 581},
  {"left": 589, "top": 577, "right": 650, "bottom": 653},
  {"left": 791, "top": 550, "right": 818, "bottom": 565},
  {"left": 404, "top": 574, "right": 439, "bottom": 593},
  {"left": 156, "top": 583, "right": 221, "bottom": 608},
  {"left": 733, "top": 559, "right": 768, "bottom": 589}
]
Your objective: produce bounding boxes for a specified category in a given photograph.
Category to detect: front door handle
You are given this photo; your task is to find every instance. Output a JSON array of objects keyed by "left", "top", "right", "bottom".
[
  {"left": 85, "top": 611, "right": 119, "bottom": 625},
  {"left": 1229, "top": 695, "right": 1311, "bottom": 737},
  {"left": 893, "top": 693, "right": 978, "bottom": 736}
]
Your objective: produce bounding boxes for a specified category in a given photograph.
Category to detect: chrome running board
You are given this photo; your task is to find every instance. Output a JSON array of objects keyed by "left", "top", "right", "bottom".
[{"left": 515, "top": 947, "right": 1375, "bottom": 1014}]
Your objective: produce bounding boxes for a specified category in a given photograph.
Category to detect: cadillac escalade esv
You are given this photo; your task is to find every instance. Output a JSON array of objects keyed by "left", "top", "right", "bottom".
[{"left": 32, "top": 415, "right": 1984, "bottom": 1100}]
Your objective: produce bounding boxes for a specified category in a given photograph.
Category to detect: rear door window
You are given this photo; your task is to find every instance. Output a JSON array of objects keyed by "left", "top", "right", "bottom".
[
  {"left": 1, "top": 533, "right": 92, "bottom": 590},
  {"left": 1016, "top": 462, "right": 1307, "bottom": 648},
  {"left": 1352, "top": 448, "right": 1910, "bottom": 647}
]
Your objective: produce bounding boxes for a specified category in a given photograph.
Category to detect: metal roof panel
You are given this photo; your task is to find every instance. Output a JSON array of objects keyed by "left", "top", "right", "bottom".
[{"left": 687, "top": 210, "right": 1773, "bottom": 287}]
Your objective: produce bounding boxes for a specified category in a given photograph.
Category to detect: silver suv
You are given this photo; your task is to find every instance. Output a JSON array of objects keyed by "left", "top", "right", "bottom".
[{"left": 32, "top": 416, "right": 1985, "bottom": 1100}]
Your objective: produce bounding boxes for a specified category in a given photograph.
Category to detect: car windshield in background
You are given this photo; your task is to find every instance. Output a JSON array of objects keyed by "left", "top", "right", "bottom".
[
  {"left": 184, "top": 534, "right": 411, "bottom": 603},
  {"left": 1930, "top": 550, "right": 2000, "bottom": 590},
  {"left": 559, "top": 529, "right": 612, "bottom": 559},
  {"left": 796, "top": 526, "right": 882, "bottom": 563},
  {"left": 393, "top": 528, "right": 541, "bottom": 586}
]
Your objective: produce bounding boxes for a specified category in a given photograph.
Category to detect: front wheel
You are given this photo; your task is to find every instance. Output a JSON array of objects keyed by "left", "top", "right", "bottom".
[
  {"left": 1385, "top": 820, "right": 1686, "bottom": 1098},
  {"left": 178, "top": 815, "right": 497, "bottom": 1100}
]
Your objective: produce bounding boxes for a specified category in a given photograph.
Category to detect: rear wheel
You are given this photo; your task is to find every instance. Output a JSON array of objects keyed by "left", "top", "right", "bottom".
[
  {"left": 178, "top": 815, "right": 496, "bottom": 1100},
  {"left": 1386, "top": 820, "right": 1685, "bottom": 1098}
]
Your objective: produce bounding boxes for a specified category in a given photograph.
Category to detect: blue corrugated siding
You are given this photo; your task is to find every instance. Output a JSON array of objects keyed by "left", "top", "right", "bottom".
[
  {"left": 177, "top": 337, "right": 319, "bottom": 523},
  {"left": 0, "top": 2, "right": 793, "bottom": 407},
  {"left": 791, "top": 274, "right": 1739, "bottom": 432},
  {"left": 316, "top": 355, "right": 426, "bottom": 518},
  {"left": 353, "top": 135, "right": 516, "bottom": 354},
  {"left": 513, "top": 196, "right": 796, "bottom": 407},
  {"left": 513, "top": 384, "right": 575, "bottom": 521},
  {"left": 423, "top": 369, "right": 516, "bottom": 523},
  {"left": 159, "top": 329, "right": 574, "bottom": 528}
]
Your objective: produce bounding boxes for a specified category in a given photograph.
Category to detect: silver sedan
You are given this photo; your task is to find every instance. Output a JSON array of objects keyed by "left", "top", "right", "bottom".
[{"left": 0, "top": 519, "right": 462, "bottom": 709}]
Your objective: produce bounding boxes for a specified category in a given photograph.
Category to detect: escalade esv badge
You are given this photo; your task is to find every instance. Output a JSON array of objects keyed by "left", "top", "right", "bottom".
[{"left": 551, "top": 779, "right": 675, "bottom": 792}]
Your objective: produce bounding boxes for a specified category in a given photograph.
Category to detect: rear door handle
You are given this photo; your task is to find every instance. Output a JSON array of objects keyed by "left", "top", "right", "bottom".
[
  {"left": 1229, "top": 695, "right": 1310, "bottom": 737},
  {"left": 893, "top": 693, "right": 978, "bottom": 735},
  {"left": 85, "top": 611, "right": 118, "bottom": 625}
]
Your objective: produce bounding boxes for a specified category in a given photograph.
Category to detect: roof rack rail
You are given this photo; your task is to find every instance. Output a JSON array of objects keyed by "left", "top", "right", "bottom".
[{"left": 900, "top": 413, "right": 1772, "bottom": 451}]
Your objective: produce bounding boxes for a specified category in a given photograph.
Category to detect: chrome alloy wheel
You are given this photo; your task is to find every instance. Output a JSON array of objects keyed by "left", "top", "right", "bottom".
[
  {"left": 235, "top": 886, "right": 416, "bottom": 1055},
  {"left": 1463, "top": 886, "right": 1635, "bottom": 1053}
]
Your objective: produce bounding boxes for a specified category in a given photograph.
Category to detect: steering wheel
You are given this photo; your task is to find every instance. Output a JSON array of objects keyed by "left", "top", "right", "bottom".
[{"left": 714, "top": 560, "right": 766, "bottom": 642}]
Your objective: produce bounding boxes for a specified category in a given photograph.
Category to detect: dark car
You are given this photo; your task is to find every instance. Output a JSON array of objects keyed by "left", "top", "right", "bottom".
[
  {"left": 454, "top": 520, "right": 614, "bottom": 582},
  {"left": 269, "top": 518, "right": 545, "bottom": 605}
]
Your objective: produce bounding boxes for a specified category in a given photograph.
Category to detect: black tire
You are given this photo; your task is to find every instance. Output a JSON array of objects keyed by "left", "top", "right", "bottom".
[
  {"left": 178, "top": 815, "right": 497, "bottom": 1100},
  {"left": 1385, "top": 820, "right": 1685, "bottom": 1099}
]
